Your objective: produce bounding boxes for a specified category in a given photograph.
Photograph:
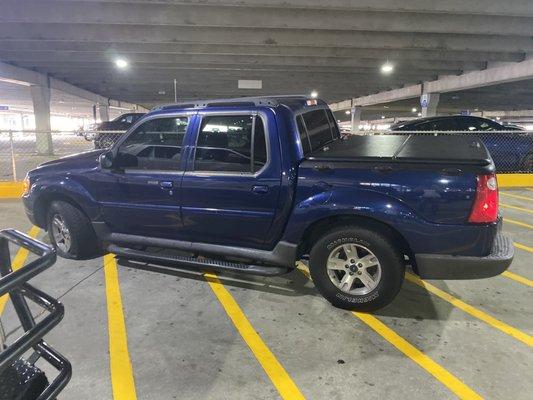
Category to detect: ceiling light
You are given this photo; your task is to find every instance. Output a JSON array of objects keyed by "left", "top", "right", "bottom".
[
  {"left": 417, "top": 112, "right": 422, "bottom": 117},
  {"left": 310, "top": 91, "right": 318, "bottom": 99},
  {"left": 345, "top": 110, "right": 351, "bottom": 115},
  {"left": 158, "top": 90, "right": 166, "bottom": 95},
  {"left": 381, "top": 115, "right": 386, "bottom": 119},
  {"left": 411, "top": 107, "right": 417, "bottom": 113},
  {"left": 496, "top": 117, "right": 501, "bottom": 120},
  {"left": 380, "top": 62, "right": 394, "bottom": 74},
  {"left": 115, "top": 58, "right": 129, "bottom": 69}
]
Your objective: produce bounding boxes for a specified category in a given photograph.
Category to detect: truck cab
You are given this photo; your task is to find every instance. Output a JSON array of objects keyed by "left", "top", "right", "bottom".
[{"left": 22, "top": 96, "right": 514, "bottom": 311}]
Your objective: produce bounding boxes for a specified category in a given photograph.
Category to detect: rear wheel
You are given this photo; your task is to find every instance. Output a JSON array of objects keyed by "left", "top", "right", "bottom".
[
  {"left": 309, "top": 227, "right": 405, "bottom": 311},
  {"left": 46, "top": 200, "right": 100, "bottom": 259}
]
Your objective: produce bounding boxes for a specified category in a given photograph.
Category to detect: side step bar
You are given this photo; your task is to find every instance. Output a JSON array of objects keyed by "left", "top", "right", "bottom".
[{"left": 107, "top": 244, "right": 290, "bottom": 277}]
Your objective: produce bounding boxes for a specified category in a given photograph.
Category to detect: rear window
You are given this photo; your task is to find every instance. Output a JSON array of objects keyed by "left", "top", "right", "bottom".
[{"left": 298, "top": 109, "right": 340, "bottom": 154}]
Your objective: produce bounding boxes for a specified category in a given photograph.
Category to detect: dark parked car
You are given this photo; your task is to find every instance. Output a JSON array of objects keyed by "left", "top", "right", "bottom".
[
  {"left": 22, "top": 96, "right": 513, "bottom": 311},
  {"left": 93, "top": 113, "right": 145, "bottom": 149},
  {"left": 390, "top": 115, "right": 532, "bottom": 172}
]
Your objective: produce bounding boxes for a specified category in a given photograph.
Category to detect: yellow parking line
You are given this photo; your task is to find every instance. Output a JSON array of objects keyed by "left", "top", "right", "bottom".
[
  {"left": 501, "top": 271, "right": 533, "bottom": 287},
  {"left": 500, "top": 203, "right": 533, "bottom": 214},
  {"left": 500, "top": 192, "right": 532, "bottom": 202},
  {"left": 405, "top": 272, "right": 533, "bottom": 347},
  {"left": 0, "top": 226, "right": 40, "bottom": 315},
  {"left": 515, "top": 242, "right": 533, "bottom": 253},
  {"left": 504, "top": 218, "right": 533, "bottom": 230},
  {"left": 204, "top": 272, "right": 305, "bottom": 400},
  {"left": 296, "top": 266, "right": 480, "bottom": 400},
  {"left": 103, "top": 254, "right": 137, "bottom": 400}
]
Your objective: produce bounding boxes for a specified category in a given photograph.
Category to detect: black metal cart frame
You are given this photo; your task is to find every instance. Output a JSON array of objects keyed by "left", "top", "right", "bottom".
[{"left": 0, "top": 229, "right": 71, "bottom": 400}]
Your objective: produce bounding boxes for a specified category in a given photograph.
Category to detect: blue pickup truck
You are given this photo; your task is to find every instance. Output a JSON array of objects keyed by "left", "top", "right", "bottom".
[{"left": 21, "top": 96, "right": 513, "bottom": 311}]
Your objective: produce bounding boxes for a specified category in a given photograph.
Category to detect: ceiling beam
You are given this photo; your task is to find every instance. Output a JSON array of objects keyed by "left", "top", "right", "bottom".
[
  {"left": 2, "top": 24, "right": 533, "bottom": 53},
  {"left": 3, "top": 2, "right": 533, "bottom": 36}
]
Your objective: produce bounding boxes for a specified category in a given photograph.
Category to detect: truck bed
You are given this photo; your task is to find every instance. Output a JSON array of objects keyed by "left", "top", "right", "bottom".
[{"left": 307, "top": 135, "right": 492, "bottom": 166}]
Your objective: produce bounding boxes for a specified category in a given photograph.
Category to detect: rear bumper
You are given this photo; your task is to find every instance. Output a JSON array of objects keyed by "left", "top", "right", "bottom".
[{"left": 414, "top": 232, "right": 514, "bottom": 279}]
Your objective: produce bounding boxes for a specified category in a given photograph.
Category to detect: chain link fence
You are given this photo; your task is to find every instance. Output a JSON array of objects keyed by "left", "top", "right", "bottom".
[
  {"left": 0, "top": 129, "right": 531, "bottom": 181},
  {"left": 0, "top": 130, "right": 125, "bottom": 181}
]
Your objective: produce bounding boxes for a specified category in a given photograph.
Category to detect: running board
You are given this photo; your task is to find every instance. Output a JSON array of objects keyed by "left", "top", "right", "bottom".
[{"left": 107, "top": 244, "right": 290, "bottom": 277}]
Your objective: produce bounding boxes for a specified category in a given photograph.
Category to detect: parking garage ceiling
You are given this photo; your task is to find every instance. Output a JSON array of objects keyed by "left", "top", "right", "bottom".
[{"left": 1, "top": 0, "right": 533, "bottom": 108}]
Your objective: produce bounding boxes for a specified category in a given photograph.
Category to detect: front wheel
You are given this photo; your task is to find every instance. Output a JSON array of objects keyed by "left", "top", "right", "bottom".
[
  {"left": 309, "top": 227, "right": 405, "bottom": 312},
  {"left": 47, "top": 200, "right": 100, "bottom": 259}
]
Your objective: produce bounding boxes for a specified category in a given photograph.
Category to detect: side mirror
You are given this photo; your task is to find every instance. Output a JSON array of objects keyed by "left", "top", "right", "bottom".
[{"left": 99, "top": 151, "right": 115, "bottom": 169}]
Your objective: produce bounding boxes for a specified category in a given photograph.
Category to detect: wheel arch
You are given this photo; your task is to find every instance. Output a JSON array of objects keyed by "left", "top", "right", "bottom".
[
  {"left": 297, "top": 214, "right": 414, "bottom": 263},
  {"left": 33, "top": 191, "right": 91, "bottom": 229}
]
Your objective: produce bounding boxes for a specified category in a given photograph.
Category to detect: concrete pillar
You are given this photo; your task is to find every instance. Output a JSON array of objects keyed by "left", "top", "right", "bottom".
[
  {"left": 420, "top": 93, "right": 440, "bottom": 117},
  {"left": 350, "top": 107, "right": 362, "bottom": 133},
  {"left": 30, "top": 77, "right": 53, "bottom": 155},
  {"left": 98, "top": 104, "right": 110, "bottom": 122}
]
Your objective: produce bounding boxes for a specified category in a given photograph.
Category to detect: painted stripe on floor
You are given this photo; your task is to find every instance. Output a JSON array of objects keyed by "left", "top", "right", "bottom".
[
  {"left": 515, "top": 242, "right": 533, "bottom": 253},
  {"left": 0, "top": 226, "right": 40, "bottom": 315},
  {"left": 501, "top": 271, "right": 533, "bottom": 287},
  {"left": 501, "top": 203, "right": 533, "bottom": 214},
  {"left": 500, "top": 192, "right": 532, "bottom": 202},
  {"left": 204, "top": 272, "right": 305, "bottom": 400},
  {"left": 504, "top": 218, "right": 533, "bottom": 230},
  {"left": 405, "top": 272, "right": 533, "bottom": 347},
  {"left": 103, "top": 254, "right": 137, "bottom": 400},
  {"left": 296, "top": 265, "right": 481, "bottom": 400}
]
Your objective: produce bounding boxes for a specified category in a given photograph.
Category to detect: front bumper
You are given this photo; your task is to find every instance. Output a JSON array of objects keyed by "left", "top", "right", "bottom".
[{"left": 414, "top": 232, "right": 514, "bottom": 279}]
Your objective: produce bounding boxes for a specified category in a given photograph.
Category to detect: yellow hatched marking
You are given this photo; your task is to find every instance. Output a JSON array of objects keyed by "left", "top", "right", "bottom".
[
  {"left": 501, "top": 271, "right": 533, "bottom": 287},
  {"left": 204, "top": 272, "right": 305, "bottom": 400},
  {"left": 503, "top": 218, "right": 533, "bottom": 230},
  {"left": 405, "top": 272, "right": 533, "bottom": 347},
  {"left": 515, "top": 242, "right": 533, "bottom": 253},
  {"left": 297, "top": 265, "right": 481, "bottom": 399},
  {"left": 501, "top": 203, "right": 533, "bottom": 214},
  {"left": 500, "top": 192, "right": 532, "bottom": 202},
  {"left": 103, "top": 254, "right": 137, "bottom": 400}
]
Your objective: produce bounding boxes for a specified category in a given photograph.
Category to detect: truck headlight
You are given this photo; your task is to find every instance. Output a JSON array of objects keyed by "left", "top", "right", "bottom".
[{"left": 22, "top": 175, "right": 30, "bottom": 197}]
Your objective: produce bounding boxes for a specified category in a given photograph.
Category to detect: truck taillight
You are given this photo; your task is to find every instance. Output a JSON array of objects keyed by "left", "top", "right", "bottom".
[{"left": 468, "top": 174, "right": 498, "bottom": 223}]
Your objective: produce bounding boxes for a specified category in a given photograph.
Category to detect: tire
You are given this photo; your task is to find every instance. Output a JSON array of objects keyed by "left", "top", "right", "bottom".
[
  {"left": 0, "top": 359, "right": 49, "bottom": 400},
  {"left": 46, "top": 200, "right": 100, "bottom": 259},
  {"left": 309, "top": 226, "right": 405, "bottom": 312}
]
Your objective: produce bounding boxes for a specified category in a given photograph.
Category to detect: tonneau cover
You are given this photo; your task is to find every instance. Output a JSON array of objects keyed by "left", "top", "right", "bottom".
[{"left": 307, "top": 134, "right": 492, "bottom": 166}]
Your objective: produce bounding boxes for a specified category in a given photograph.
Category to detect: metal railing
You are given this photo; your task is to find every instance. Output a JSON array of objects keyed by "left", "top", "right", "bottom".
[
  {"left": 0, "top": 229, "right": 71, "bottom": 400},
  {"left": 0, "top": 129, "right": 531, "bottom": 180}
]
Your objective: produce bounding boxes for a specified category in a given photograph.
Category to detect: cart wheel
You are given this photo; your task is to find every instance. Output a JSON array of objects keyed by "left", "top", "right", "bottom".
[{"left": 0, "top": 359, "right": 49, "bottom": 400}]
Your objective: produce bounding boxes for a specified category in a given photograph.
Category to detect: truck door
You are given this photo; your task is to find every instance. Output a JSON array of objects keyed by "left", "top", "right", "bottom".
[
  {"left": 180, "top": 110, "right": 281, "bottom": 249},
  {"left": 100, "top": 114, "right": 191, "bottom": 239}
]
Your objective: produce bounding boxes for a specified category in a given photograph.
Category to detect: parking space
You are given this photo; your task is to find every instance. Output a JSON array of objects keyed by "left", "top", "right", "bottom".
[{"left": 0, "top": 188, "right": 531, "bottom": 399}]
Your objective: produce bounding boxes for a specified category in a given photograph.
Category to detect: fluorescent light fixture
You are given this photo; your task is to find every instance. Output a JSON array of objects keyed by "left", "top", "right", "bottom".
[
  {"left": 411, "top": 107, "right": 417, "bottom": 113},
  {"left": 238, "top": 80, "right": 262, "bottom": 89},
  {"left": 115, "top": 58, "right": 129, "bottom": 69},
  {"left": 380, "top": 62, "right": 394, "bottom": 74},
  {"left": 496, "top": 117, "right": 501, "bottom": 120},
  {"left": 345, "top": 110, "right": 351, "bottom": 115},
  {"left": 0, "top": 77, "right": 31, "bottom": 86},
  {"left": 158, "top": 90, "right": 166, "bottom": 95},
  {"left": 310, "top": 91, "right": 318, "bottom": 98},
  {"left": 417, "top": 112, "right": 422, "bottom": 117},
  {"left": 381, "top": 115, "right": 386, "bottom": 119}
]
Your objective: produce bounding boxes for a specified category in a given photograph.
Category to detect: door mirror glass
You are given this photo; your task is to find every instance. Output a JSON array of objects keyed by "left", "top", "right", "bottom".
[{"left": 99, "top": 151, "right": 115, "bottom": 169}]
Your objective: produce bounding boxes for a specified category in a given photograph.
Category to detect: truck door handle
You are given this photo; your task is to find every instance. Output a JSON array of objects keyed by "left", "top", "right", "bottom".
[
  {"left": 159, "top": 181, "right": 173, "bottom": 189},
  {"left": 252, "top": 185, "right": 269, "bottom": 194}
]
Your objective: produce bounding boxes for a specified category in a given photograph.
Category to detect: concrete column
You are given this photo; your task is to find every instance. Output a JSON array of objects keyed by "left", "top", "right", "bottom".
[
  {"left": 30, "top": 77, "right": 53, "bottom": 155},
  {"left": 350, "top": 107, "right": 362, "bottom": 133},
  {"left": 420, "top": 93, "right": 440, "bottom": 117},
  {"left": 98, "top": 104, "right": 110, "bottom": 122}
]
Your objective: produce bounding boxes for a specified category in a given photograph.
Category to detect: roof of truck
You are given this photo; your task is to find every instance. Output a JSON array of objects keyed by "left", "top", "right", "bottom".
[{"left": 149, "top": 95, "right": 329, "bottom": 114}]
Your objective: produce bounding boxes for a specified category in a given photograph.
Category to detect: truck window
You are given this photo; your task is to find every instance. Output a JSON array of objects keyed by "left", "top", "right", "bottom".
[
  {"left": 301, "top": 109, "right": 336, "bottom": 152},
  {"left": 194, "top": 114, "right": 267, "bottom": 173},
  {"left": 116, "top": 117, "right": 188, "bottom": 170},
  {"left": 296, "top": 115, "right": 311, "bottom": 154}
]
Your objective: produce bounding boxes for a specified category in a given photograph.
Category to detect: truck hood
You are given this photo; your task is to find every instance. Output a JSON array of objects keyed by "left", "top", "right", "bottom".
[
  {"left": 307, "top": 134, "right": 492, "bottom": 167},
  {"left": 32, "top": 149, "right": 105, "bottom": 173}
]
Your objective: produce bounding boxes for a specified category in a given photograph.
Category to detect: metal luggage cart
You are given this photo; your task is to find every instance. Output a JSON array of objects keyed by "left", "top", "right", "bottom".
[{"left": 0, "top": 229, "right": 71, "bottom": 400}]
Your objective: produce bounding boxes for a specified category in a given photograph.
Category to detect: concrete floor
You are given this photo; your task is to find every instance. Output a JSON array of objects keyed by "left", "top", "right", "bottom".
[{"left": 0, "top": 189, "right": 532, "bottom": 400}]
